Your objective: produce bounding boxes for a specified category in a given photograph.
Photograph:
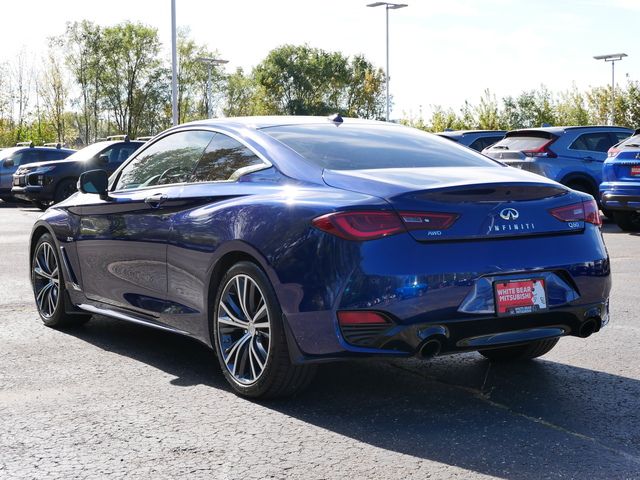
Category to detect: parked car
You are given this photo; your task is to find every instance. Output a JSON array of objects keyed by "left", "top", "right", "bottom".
[
  {"left": 482, "top": 126, "right": 633, "bottom": 202},
  {"left": 436, "top": 130, "right": 506, "bottom": 152},
  {"left": 30, "top": 116, "right": 610, "bottom": 398},
  {"left": 600, "top": 129, "right": 640, "bottom": 231},
  {"left": 12, "top": 136, "right": 145, "bottom": 209},
  {"left": 0, "top": 142, "right": 75, "bottom": 202}
]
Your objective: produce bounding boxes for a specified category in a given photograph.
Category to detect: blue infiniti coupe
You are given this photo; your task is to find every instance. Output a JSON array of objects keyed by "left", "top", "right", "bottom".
[{"left": 29, "top": 116, "right": 610, "bottom": 398}]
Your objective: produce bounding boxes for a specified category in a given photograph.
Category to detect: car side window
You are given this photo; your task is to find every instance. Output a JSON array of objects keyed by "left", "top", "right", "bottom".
[
  {"left": 115, "top": 131, "right": 214, "bottom": 190},
  {"left": 44, "top": 150, "right": 69, "bottom": 161},
  {"left": 191, "top": 133, "right": 266, "bottom": 182},
  {"left": 569, "top": 133, "right": 615, "bottom": 153}
]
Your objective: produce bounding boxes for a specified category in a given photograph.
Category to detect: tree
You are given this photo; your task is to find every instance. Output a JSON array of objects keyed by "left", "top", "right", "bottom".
[
  {"left": 176, "top": 28, "right": 224, "bottom": 122},
  {"left": 38, "top": 46, "right": 69, "bottom": 143},
  {"left": 475, "top": 89, "right": 500, "bottom": 130},
  {"left": 556, "top": 85, "right": 589, "bottom": 126},
  {"left": 224, "top": 68, "right": 266, "bottom": 117},
  {"left": 253, "top": 44, "right": 384, "bottom": 117},
  {"left": 61, "top": 20, "right": 102, "bottom": 145}
]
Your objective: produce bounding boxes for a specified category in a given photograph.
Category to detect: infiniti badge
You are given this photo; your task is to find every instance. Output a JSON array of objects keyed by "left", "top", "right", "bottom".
[{"left": 499, "top": 208, "right": 519, "bottom": 221}]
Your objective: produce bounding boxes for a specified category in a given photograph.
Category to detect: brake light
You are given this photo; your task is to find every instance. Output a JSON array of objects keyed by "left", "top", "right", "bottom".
[
  {"left": 338, "top": 311, "right": 390, "bottom": 326},
  {"left": 549, "top": 199, "right": 601, "bottom": 227},
  {"left": 312, "top": 211, "right": 404, "bottom": 241},
  {"left": 607, "top": 147, "right": 620, "bottom": 158},
  {"left": 312, "top": 210, "right": 459, "bottom": 241},
  {"left": 522, "top": 139, "right": 557, "bottom": 158}
]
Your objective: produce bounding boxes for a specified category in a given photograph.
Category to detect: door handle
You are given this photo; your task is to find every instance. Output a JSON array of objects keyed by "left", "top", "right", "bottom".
[
  {"left": 583, "top": 156, "right": 595, "bottom": 162},
  {"left": 144, "top": 193, "right": 168, "bottom": 209}
]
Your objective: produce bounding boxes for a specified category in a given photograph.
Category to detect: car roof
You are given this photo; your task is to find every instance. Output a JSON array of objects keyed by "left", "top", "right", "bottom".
[
  {"left": 178, "top": 115, "right": 392, "bottom": 131},
  {"left": 437, "top": 130, "right": 506, "bottom": 138},
  {"left": 507, "top": 125, "right": 632, "bottom": 135}
]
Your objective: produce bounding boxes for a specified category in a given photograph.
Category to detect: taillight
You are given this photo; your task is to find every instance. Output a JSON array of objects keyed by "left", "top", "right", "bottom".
[
  {"left": 607, "top": 147, "right": 620, "bottom": 158},
  {"left": 399, "top": 212, "right": 459, "bottom": 230},
  {"left": 522, "top": 139, "right": 557, "bottom": 158},
  {"left": 312, "top": 211, "right": 405, "bottom": 241},
  {"left": 338, "top": 311, "right": 390, "bottom": 326},
  {"left": 549, "top": 199, "right": 601, "bottom": 227},
  {"left": 312, "top": 210, "right": 459, "bottom": 241}
]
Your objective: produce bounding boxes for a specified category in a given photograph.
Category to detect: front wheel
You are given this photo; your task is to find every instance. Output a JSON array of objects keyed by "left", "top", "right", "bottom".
[
  {"left": 479, "top": 338, "right": 559, "bottom": 362},
  {"left": 613, "top": 211, "right": 640, "bottom": 232},
  {"left": 212, "top": 261, "right": 316, "bottom": 398},
  {"left": 31, "top": 233, "right": 91, "bottom": 328}
]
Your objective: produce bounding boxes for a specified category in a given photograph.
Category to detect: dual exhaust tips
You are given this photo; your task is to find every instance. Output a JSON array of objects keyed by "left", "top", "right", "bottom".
[{"left": 416, "top": 317, "right": 601, "bottom": 359}]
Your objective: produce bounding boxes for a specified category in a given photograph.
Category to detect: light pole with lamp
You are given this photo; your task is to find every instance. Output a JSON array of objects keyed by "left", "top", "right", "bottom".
[
  {"left": 366, "top": 2, "right": 408, "bottom": 122},
  {"left": 196, "top": 57, "right": 229, "bottom": 118},
  {"left": 593, "top": 53, "right": 628, "bottom": 125}
]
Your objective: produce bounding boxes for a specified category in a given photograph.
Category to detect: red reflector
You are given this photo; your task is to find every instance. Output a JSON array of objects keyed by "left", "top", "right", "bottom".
[
  {"left": 338, "top": 311, "right": 390, "bottom": 326},
  {"left": 312, "top": 211, "right": 405, "bottom": 241},
  {"left": 399, "top": 211, "right": 459, "bottom": 230},
  {"left": 608, "top": 147, "right": 620, "bottom": 158},
  {"left": 549, "top": 200, "right": 601, "bottom": 227}
]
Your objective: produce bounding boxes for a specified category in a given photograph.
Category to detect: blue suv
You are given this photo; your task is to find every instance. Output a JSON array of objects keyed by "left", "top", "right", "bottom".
[
  {"left": 483, "top": 126, "right": 633, "bottom": 204},
  {"left": 600, "top": 129, "right": 640, "bottom": 231}
]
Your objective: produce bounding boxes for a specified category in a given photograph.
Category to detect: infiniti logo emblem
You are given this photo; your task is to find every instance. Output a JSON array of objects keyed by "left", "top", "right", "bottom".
[{"left": 499, "top": 208, "right": 519, "bottom": 220}]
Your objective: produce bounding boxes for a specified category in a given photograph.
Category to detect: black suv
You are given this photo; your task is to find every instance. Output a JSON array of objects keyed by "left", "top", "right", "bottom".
[
  {"left": 0, "top": 143, "right": 75, "bottom": 202},
  {"left": 12, "top": 137, "right": 145, "bottom": 209}
]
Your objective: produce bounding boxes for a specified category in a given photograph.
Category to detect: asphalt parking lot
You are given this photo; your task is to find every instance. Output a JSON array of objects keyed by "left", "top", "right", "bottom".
[{"left": 0, "top": 200, "right": 639, "bottom": 480}]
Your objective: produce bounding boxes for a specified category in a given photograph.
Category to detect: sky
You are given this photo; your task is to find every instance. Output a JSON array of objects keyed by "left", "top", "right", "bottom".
[{"left": 1, "top": 0, "right": 638, "bottom": 119}]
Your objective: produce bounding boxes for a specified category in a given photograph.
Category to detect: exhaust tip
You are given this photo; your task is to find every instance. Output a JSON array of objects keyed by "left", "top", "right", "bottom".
[
  {"left": 578, "top": 318, "right": 600, "bottom": 338},
  {"left": 418, "top": 339, "right": 442, "bottom": 359}
]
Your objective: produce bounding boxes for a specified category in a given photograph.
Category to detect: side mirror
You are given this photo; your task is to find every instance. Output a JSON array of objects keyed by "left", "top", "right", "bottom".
[
  {"left": 97, "top": 154, "right": 109, "bottom": 165},
  {"left": 78, "top": 169, "right": 109, "bottom": 199},
  {"left": 3, "top": 158, "right": 14, "bottom": 168}
]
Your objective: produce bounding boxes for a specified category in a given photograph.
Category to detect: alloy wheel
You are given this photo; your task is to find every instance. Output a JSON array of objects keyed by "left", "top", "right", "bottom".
[
  {"left": 33, "top": 242, "right": 60, "bottom": 318},
  {"left": 217, "top": 274, "right": 271, "bottom": 385}
]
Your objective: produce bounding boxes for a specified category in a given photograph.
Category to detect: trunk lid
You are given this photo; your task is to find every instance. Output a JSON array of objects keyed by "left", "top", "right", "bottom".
[{"left": 323, "top": 166, "right": 584, "bottom": 241}]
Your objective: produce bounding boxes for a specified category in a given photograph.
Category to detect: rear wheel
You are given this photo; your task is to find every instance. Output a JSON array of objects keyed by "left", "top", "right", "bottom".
[
  {"left": 479, "top": 338, "right": 559, "bottom": 362},
  {"left": 31, "top": 233, "right": 91, "bottom": 328},
  {"left": 54, "top": 178, "right": 78, "bottom": 204},
  {"left": 212, "top": 261, "right": 316, "bottom": 398},
  {"left": 613, "top": 211, "right": 640, "bottom": 232}
]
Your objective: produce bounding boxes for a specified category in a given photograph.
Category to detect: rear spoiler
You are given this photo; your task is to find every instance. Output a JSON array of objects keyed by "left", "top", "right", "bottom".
[{"left": 504, "top": 130, "right": 557, "bottom": 139}]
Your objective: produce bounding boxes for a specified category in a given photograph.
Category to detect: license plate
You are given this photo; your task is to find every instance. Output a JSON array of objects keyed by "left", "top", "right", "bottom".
[
  {"left": 631, "top": 166, "right": 640, "bottom": 177},
  {"left": 494, "top": 279, "right": 547, "bottom": 315}
]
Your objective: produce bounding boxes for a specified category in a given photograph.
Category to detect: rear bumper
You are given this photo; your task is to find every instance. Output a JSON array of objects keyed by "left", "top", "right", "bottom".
[
  {"left": 600, "top": 184, "right": 640, "bottom": 211},
  {"left": 281, "top": 227, "right": 611, "bottom": 362}
]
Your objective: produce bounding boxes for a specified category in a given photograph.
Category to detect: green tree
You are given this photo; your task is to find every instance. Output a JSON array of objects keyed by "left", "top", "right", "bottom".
[
  {"left": 99, "top": 22, "right": 163, "bottom": 137},
  {"left": 475, "top": 90, "right": 500, "bottom": 130},
  {"left": 555, "top": 85, "right": 589, "bottom": 126},
  {"left": 61, "top": 20, "right": 102, "bottom": 145}
]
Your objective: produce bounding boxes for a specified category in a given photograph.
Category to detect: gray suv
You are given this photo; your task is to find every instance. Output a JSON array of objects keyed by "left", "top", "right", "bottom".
[{"left": 482, "top": 126, "right": 633, "bottom": 200}]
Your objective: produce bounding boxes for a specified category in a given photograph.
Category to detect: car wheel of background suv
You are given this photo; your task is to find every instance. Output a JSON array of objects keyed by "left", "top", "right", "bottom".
[
  {"left": 613, "top": 211, "right": 640, "bottom": 232},
  {"left": 212, "top": 261, "right": 316, "bottom": 398},
  {"left": 54, "top": 178, "right": 78, "bottom": 204}
]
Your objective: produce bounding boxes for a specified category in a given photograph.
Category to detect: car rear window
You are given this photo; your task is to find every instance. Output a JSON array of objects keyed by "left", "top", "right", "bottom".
[
  {"left": 262, "top": 124, "right": 498, "bottom": 170},
  {"left": 488, "top": 136, "right": 551, "bottom": 151}
]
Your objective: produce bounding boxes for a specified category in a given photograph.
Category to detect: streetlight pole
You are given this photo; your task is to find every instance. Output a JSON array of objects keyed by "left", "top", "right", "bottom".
[
  {"left": 171, "top": 0, "right": 178, "bottom": 126},
  {"left": 593, "top": 53, "right": 628, "bottom": 125},
  {"left": 196, "top": 58, "right": 229, "bottom": 118},
  {"left": 367, "top": 2, "right": 408, "bottom": 122}
]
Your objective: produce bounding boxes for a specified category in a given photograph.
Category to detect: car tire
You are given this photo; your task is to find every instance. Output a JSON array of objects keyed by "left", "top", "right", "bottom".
[
  {"left": 613, "top": 211, "right": 640, "bottom": 232},
  {"left": 54, "top": 178, "right": 78, "bottom": 204},
  {"left": 212, "top": 261, "right": 316, "bottom": 398},
  {"left": 31, "top": 233, "right": 91, "bottom": 328},
  {"left": 479, "top": 338, "right": 559, "bottom": 362}
]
